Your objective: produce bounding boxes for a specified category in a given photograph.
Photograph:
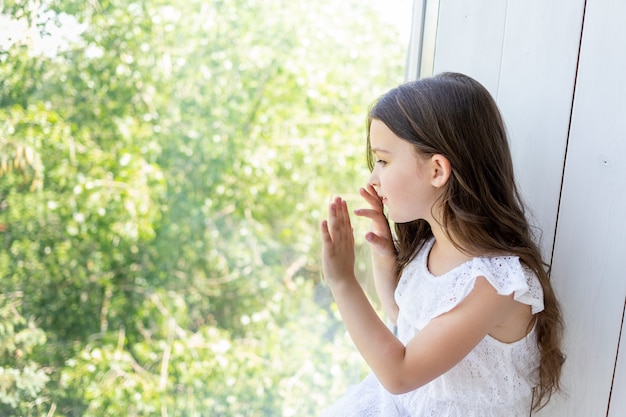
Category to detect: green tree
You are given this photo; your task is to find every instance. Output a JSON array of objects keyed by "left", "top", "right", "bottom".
[
  {"left": 0, "top": 0, "right": 407, "bottom": 415},
  {"left": 0, "top": 294, "right": 48, "bottom": 415}
]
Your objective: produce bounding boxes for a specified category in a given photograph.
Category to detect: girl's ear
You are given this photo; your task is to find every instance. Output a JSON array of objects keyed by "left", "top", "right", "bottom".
[{"left": 430, "top": 154, "right": 451, "bottom": 188}]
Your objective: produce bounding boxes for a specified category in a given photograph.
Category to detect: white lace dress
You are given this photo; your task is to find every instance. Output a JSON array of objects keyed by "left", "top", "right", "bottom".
[{"left": 319, "top": 238, "right": 544, "bottom": 417}]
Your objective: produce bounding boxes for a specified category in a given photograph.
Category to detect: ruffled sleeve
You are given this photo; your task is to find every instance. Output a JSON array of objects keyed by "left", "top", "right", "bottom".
[
  {"left": 395, "top": 248, "right": 544, "bottom": 340},
  {"left": 470, "top": 256, "right": 544, "bottom": 314}
]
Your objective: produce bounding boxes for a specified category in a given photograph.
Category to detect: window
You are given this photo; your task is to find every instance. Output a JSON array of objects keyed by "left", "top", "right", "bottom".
[{"left": 0, "top": 1, "right": 412, "bottom": 415}]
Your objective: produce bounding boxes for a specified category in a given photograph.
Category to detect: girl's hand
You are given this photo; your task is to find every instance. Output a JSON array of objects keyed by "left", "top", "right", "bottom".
[
  {"left": 354, "top": 184, "right": 396, "bottom": 258},
  {"left": 321, "top": 197, "right": 356, "bottom": 287}
]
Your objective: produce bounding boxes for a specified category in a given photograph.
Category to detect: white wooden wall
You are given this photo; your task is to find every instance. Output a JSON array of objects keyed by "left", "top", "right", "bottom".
[{"left": 409, "top": 0, "right": 626, "bottom": 415}]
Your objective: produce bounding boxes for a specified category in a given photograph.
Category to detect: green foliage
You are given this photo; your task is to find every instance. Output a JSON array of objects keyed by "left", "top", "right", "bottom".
[
  {"left": 0, "top": 0, "right": 407, "bottom": 415},
  {"left": 0, "top": 294, "right": 49, "bottom": 416}
]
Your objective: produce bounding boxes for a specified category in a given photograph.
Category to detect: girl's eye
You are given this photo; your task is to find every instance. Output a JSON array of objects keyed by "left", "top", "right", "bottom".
[{"left": 376, "top": 159, "right": 387, "bottom": 166}]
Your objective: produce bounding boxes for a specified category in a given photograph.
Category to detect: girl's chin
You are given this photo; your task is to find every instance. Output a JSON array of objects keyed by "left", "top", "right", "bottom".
[{"left": 390, "top": 214, "right": 423, "bottom": 224}]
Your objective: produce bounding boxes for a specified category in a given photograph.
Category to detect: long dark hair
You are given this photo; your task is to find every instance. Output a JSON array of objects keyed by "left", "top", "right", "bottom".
[{"left": 367, "top": 72, "right": 564, "bottom": 410}]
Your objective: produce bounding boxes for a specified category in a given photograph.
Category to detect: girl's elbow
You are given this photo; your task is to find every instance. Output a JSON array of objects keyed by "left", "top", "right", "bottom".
[{"left": 380, "top": 377, "right": 420, "bottom": 395}]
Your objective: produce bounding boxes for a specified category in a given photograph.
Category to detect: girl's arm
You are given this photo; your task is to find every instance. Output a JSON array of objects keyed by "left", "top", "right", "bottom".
[
  {"left": 370, "top": 251, "right": 399, "bottom": 325},
  {"left": 321, "top": 197, "right": 521, "bottom": 395},
  {"left": 355, "top": 185, "right": 399, "bottom": 324}
]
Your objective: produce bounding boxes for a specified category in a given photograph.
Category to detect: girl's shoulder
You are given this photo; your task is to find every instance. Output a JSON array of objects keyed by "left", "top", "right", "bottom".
[
  {"left": 467, "top": 254, "right": 544, "bottom": 314},
  {"left": 397, "top": 241, "right": 544, "bottom": 327},
  {"left": 413, "top": 239, "right": 543, "bottom": 308}
]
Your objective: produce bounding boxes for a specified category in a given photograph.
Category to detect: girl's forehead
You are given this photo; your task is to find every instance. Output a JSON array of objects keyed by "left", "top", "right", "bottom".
[
  {"left": 369, "top": 120, "right": 400, "bottom": 143},
  {"left": 370, "top": 120, "right": 415, "bottom": 152}
]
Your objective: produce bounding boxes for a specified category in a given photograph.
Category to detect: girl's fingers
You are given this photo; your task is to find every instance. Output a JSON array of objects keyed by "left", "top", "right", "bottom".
[
  {"left": 353, "top": 208, "right": 382, "bottom": 219},
  {"left": 359, "top": 186, "right": 381, "bottom": 206},
  {"left": 330, "top": 198, "right": 343, "bottom": 228},
  {"left": 355, "top": 207, "right": 391, "bottom": 232},
  {"left": 327, "top": 197, "right": 353, "bottom": 242},
  {"left": 341, "top": 199, "right": 352, "bottom": 230},
  {"left": 321, "top": 199, "right": 356, "bottom": 285},
  {"left": 320, "top": 220, "right": 332, "bottom": 243}
]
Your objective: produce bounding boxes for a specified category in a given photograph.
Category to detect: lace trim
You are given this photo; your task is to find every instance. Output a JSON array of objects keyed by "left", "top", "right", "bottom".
[{"left": 395, "top": 238, "right": 544, "bottom": 332}]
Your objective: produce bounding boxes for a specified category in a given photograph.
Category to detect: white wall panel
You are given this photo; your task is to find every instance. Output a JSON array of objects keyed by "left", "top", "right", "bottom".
[
  {"left": 540, "top": 0, "right": 626, "bottom": 414},
  {"left": 433, "top": 0, "right": 508, "bottom": 93},
  {"left": 432, "top": 0, "right": 584, "bottom": 259},
  {"left": 428, "top": 0, "right": 626, "bottom": 415},
  {"left": 496, "top": 0, "right": 584, "bottom": 258},
  {"left": 608, "top": 299, "right": 626, "bottom": 417}
]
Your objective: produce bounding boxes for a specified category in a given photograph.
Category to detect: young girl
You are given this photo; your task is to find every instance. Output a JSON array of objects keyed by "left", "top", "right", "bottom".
[{"left": 320, "top": 72, "right": 564, "bottom": 416}]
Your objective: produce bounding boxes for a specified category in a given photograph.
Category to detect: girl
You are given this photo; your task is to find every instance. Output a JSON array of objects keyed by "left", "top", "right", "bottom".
[{"left": 320, "top": 72, "right": 564, "bottom": 416}]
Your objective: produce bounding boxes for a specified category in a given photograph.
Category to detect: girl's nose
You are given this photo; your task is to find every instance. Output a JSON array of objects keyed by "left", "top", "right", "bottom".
[
  {"left": 368, "top": 172, "right": 380, "bottom": 195},
  {"left": 368, "top": 170, "right": 379, "bottom": 187}
]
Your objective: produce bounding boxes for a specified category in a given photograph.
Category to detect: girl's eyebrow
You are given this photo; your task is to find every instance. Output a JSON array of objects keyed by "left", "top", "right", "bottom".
[{"left": 370, "top": 147, "right": 390, "bottom": 154}]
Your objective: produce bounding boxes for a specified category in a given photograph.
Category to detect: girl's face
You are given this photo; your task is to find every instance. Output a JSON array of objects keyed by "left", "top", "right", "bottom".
[{"left": 368, "top": 119, "right": 440, "bottom": 224}]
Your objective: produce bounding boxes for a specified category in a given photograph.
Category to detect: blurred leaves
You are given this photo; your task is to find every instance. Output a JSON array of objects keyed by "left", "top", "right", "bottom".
[
  {"left": 0, "top": 0, "right": 406, "bottom": 415},
  {"left": 0, "top": 294, "right": 49, "bottom": 414}
]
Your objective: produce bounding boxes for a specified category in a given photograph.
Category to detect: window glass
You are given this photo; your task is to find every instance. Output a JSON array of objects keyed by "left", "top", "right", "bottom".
[{"left": 0, "top": 0, "right": 412, "bottom": 415}]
